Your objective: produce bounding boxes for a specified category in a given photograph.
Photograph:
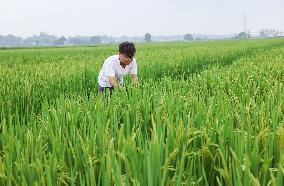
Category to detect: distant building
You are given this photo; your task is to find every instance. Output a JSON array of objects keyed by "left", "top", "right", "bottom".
[{"left": 277, "top": 32, "right": 284, "bottom": 37}]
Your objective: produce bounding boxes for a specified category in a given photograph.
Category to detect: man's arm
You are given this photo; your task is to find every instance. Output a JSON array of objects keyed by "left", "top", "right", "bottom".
[
  {"left": 131, "top": 74, "right": 138, "bottom": 84},
  {"left": 130, "top": 59, "right": 138, "bottom": 84},
  {"left": 109, "top": 76, "right": 116, "bottom": 87}
]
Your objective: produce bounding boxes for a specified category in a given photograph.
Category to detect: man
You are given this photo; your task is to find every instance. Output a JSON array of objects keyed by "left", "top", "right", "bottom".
[{"left": 98, "top": 41, "right": 138, "bottom": 96}]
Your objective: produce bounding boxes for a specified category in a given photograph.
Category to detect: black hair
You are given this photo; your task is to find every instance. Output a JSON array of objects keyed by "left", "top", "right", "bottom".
[{"left": 119, "top": 41, "right": 136, "bottom": 58}]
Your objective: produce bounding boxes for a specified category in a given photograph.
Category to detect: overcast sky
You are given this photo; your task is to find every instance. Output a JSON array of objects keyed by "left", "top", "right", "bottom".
[{"left": 0, "top": 0, "right": 283, "bottom": 37}]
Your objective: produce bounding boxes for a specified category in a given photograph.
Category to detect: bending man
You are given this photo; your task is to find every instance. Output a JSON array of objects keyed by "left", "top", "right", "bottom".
[{"left": 98, "top": 41, "right": 138, "bottom": 96}]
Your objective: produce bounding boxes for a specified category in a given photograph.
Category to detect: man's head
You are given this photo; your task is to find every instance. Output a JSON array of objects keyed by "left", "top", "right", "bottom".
[{"left": 119, "top": 41, "right": 136, "bottom": 65}]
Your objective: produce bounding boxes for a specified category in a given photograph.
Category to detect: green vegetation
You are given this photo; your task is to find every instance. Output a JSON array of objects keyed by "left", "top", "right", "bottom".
[{"left": 0, "top": 38, "right": 284, "bottom": 185}]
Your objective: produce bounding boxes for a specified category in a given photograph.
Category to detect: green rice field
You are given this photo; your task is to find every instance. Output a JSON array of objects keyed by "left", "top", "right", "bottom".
[{"left": 0, "top": 38, "right": 284, "bottom": 185}]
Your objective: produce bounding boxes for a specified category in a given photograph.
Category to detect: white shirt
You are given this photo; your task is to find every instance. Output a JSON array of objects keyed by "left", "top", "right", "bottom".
[{"left": 98, "top": 55, "right": 137, "bottom": 87}]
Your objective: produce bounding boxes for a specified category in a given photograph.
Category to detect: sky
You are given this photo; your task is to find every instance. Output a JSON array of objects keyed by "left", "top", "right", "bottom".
[{"left": 0, "top": 0, "right": 283, "bottom": 37}]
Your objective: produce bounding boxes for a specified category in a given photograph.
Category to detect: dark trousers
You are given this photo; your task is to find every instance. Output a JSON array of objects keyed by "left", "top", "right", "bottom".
[{"left": 98, "top": 84, "right": 114, "bottom": 96}]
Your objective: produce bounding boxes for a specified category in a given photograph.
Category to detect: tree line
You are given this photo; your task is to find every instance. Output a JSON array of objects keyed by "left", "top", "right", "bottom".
[{"left": 1, "top": 29, "right": 282, "bottom": 47}]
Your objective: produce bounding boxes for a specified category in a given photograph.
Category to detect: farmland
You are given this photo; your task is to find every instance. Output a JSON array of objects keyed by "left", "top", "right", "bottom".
[{"left": 0, "top": 38, "right": 284, "bottom": 185}]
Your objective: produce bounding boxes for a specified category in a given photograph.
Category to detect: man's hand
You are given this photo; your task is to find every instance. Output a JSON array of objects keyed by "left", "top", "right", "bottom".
[
  {"left": 131, "top": 74, "right": 138, "bottom": 85},
  {"left": 109, "top": 76, "right": 116, "bottom": 87}
]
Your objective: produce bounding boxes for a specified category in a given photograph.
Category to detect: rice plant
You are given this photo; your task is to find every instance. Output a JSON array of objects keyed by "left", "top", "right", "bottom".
[{"left": 0, "top": 38, "right": 284, "bottom": 185}]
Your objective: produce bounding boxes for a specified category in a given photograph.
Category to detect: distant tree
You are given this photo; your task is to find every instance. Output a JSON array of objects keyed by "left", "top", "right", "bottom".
[
  {"left": 235, "top": 32, "right": 250, "bottom": 39},
  {"left": 89, "top": 36, "right": 101, "bottom": 44},
  {"left": 144, "top": 33, "right": 151, "bottom": 42},
  {"left": 37, "top": 31, "right": 58, "bottom": 46},
  {"left": 100, "top": 35, "right": 115, "bottom": 43},
  {"left": 119, "top": 35, "right": 131, "bottom": 42},
  {"left": 59, "top": 36, "right": 66, "bottom": 43},
  {"left": 22, "top": 36, "right": 37, "bottom": 46},
  {"left": 0, "top": 35, "right": 22, "bottom": 47},
  {"left": 67, "top": 36, "right": 89, "bottom": 45},
  {"left": 184, "top": 33, "right": 194, "bottom": 41},
  {"left": 53, "top": 36, "right": 66, "bottom": 46}
]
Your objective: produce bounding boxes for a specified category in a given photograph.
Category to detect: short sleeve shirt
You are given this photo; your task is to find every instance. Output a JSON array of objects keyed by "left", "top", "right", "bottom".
[{"left": 98, "top": 55, "right": 137, "bottom": 87}]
